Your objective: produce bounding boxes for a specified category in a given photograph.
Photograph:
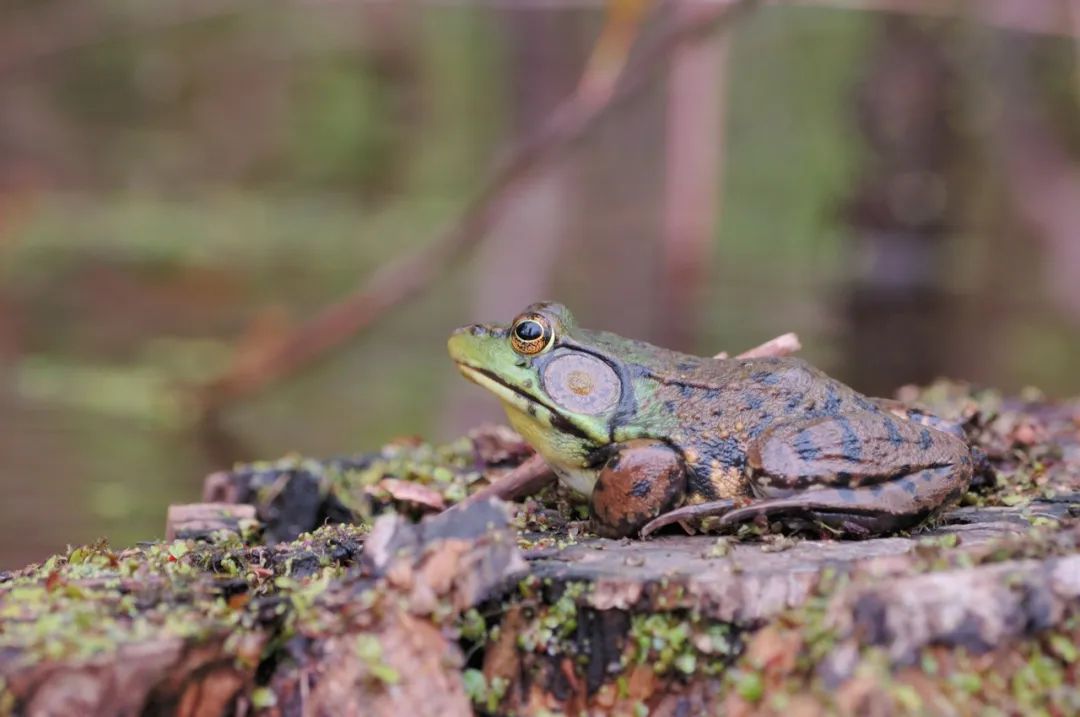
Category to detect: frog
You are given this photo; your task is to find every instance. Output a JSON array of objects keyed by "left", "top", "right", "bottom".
[{"left": 447, "top": 302, "right": 977, "bottom": 539}]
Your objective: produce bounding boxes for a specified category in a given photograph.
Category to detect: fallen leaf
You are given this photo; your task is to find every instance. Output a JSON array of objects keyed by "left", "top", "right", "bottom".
[{"left": 374, "top": 478, "right": 447, "bottom": 511}]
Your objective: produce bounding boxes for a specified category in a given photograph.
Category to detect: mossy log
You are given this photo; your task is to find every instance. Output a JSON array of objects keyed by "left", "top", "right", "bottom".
[
  {"left": 0, "top": 500, "right": 522, "bottom": 717},
  {"left": 2, "top": 382, "right": 1080, "bottom": 715}
]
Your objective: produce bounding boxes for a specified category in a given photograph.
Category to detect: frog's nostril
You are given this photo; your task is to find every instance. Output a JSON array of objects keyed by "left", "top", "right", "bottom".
[{"left": 470, "top": 324, "right": 489, "bottom": 337}]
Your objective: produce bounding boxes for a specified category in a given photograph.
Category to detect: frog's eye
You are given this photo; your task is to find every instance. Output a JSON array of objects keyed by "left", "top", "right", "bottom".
[
  {"left": 543, "top": 354, "right": 620, "bottom": 415},
  {"left": 510, "top": 316, "right": 553, "bottom": 355}
]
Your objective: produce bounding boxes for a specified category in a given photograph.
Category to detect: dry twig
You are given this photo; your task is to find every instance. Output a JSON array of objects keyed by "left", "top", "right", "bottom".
[{"left": 715, "top": 331, "right": 801, "bottom": 360}]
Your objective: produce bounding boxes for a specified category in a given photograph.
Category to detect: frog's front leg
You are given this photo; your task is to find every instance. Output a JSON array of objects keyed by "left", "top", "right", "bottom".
[
  {"left": 590, "top": 439, "right": 687, "bottom": 538},
  {"left": 722, "top": 414, "right": 975, "bottom": 536}
]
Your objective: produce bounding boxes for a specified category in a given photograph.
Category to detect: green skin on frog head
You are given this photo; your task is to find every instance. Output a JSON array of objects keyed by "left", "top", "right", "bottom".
[{"left": 448, "top": 302, "right": 976, "bottom": 539}]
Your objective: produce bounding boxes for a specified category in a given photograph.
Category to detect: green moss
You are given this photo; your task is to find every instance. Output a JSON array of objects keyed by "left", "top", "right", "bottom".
[
  {"left": 462, "top": 669, "right": 508, "bottom": 713},
  {"left": 517, "top": 582, "right": 587, "bottom": 655},
  {"left": 625, "top": 613, "right": 736, "bottom": 677},
  {"left": 355, "top": 635, "right": 400, "bottom": 685},
  {"left": 0, "top": 524, "right": 369, "bottom": 670},
  {"left": 711, "top": 581, "right": 1080, "bottom": 715},
  {"left": 733, "top": 670, "right": 764, "bottom": 702},
  {"left": 458, "top": 608, "right": 487, "bottom": 643}
]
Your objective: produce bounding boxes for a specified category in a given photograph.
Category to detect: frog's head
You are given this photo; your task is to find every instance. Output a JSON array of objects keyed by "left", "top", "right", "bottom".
[{"left": 448, "top": 302, "right": 632, "bottom": 476}]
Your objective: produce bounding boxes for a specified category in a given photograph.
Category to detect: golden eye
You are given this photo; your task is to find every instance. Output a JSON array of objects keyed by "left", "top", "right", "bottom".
[{"left": 510, "top": 317, "right": 552, "bottom": 355}]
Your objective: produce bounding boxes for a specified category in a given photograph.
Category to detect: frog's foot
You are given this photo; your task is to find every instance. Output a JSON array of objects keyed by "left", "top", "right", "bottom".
[
  {"left": 639, "top": 499, "right": 738, "bottom": 537},
  {"left": 716, "top": 465, "right": 966, "bottom": 537},
  {"left": 590, "top": 439, "right": 687, "bottom": 538}
]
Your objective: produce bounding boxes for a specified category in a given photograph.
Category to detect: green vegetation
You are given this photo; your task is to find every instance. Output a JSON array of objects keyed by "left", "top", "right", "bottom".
[{"left": 0, "top": 525, "right": 361, "bottom": 669}]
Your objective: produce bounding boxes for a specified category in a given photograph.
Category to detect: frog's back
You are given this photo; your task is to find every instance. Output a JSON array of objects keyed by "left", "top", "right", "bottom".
[{"left": 647, "top": 355, "right": 885, "bottom": 501}]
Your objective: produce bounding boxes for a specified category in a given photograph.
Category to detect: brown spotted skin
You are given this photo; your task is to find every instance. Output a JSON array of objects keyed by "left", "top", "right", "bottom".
[
  {"left": 615, "top": 354, "right": 975, "bottom": 536},
  {"left": 590, "top": 440, "right": 686, "bottom": 538}
]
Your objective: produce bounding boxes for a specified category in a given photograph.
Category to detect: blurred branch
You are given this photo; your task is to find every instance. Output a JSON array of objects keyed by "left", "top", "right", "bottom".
[
  {"left": 2, "top": 0, "right": 1077, "bottom": 76},
  {"left": 577, "top": 0, "right": 651, "bottom": 103},
  {"left": 193, "top": 0, "right": 758, "bottom": 419},
  {"left": 660, "top": 0, "right": 729, "bottom": 348}
]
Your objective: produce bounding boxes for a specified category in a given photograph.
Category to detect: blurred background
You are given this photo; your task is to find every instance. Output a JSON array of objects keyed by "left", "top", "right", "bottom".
[{"left": 2, "top": 0, "right": 1079, "bottom": 567}]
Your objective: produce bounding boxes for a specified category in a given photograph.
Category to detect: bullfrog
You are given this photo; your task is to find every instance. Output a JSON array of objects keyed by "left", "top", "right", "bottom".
[{"left": 447, "top": 302, "right": 976, "bottom": 539}]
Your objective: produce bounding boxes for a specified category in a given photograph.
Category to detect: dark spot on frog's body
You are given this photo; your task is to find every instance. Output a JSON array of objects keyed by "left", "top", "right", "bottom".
[
  {"left": 550, "top": 413, "right": 591, "bottom": 440},
  {"left": 919, "top": 428, "right": 933, "bottom": 450},
  {"left": 836, "top": 471, "right": 853, "bottom": 485},
  {"left": 677, "top": 383, "right": 696, "bottom": 399},
  {"left": 869, "top": 484, "right": 884, "bottom": 496},
  {"left": 821, "top": 386, "right": 843, "bottom": 416},
  {"left": 900, "top": 477, "right": 919, "bottom": 495},
  {"left": 630, "top": 479, "right": 653, "bottom": 498},
  {"left": 854, "top": 395, "right": 879, "bottom": 412},
  {"left": 748, "top": 414, "right": 774, "bottom": 439},
  {"left": 742, "top": 393, "right": 765, "bottom": 411},
  {"left": 837, "top": 417, "right": 863, "bottom": 462},
  {"left": 677, "top": 361, "right": 697, "bottom": 372},
  {"left": 794, "top": 431, "right": 821, "bottom": 461},
  {"left": 664, "top": 400, "right": 678, "bottom": 413},
  {"left": 751, "top": 370, "right": 783, "bottom": 386},
  {"left": 786, "top": 394, "right": 804, "bottom": 411},
  {"left": 686, "top": 470, "right": 720, "bottom": 500},
  {"left": 709, "top": 435, "right": 747, "bottom": 468},
  {"left": 885, "top": 419, "right": 905, "bottom": 447},
  {"left": 838, "top": 488, "right": 857, "bottom": 503}
]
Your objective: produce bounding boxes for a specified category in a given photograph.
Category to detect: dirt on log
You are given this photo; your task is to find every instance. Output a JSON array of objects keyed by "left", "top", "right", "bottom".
[{"left": 2, "top": 381, "right": 1080, "bottom": 716}]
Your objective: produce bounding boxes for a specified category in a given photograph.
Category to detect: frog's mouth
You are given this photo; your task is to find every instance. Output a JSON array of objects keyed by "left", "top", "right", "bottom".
[
  {"left": 454, "top": 362, "right": 554, "bottom": 416},
  {"left": 453, "top": 362, "right": 592, "bottom": 442}
]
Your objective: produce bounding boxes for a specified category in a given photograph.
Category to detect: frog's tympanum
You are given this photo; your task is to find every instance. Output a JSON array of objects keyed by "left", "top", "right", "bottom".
[{"left": 448, "top": 302, "right": 976, "bottom": 539}]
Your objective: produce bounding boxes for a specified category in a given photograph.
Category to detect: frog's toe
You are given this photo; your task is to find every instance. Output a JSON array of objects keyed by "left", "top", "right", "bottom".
[
  {"left": 721, "top": 465, "right": 967, "bottom": 536},
  {"left": 639, "top": 499, "right": 738, "bottom": 538}
]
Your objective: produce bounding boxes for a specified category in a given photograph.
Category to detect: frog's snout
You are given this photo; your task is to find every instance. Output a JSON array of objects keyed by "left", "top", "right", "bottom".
[
  {"left": 451, "top": 323, "right": 501, "bottom": 338},
  {"left": 448, "top": 323, "right": 504, "bottom": 362},
  {"left": 447, "top": 326, "right": 472, "bottom": 362}
]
